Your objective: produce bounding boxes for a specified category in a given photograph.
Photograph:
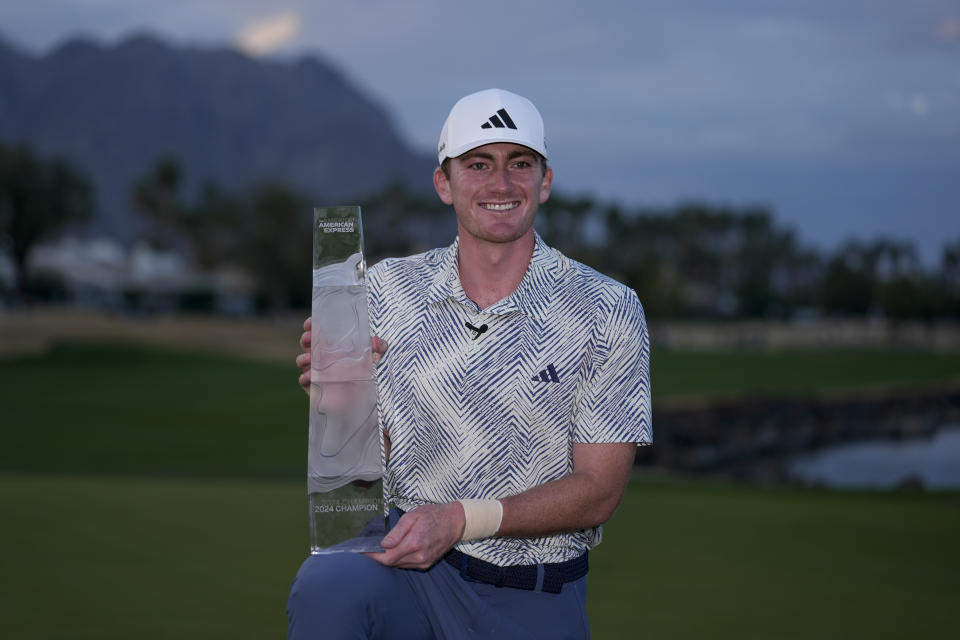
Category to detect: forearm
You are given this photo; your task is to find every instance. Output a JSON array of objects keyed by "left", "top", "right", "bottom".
[
  {"left": 498, "top": 474, "right": 619, "bottom": 537},
  {"left": 371, "top": 442, "right": 635, "bottom": 569},
  {"left": 496, "top": 442, "right": 636, "bottom": 538}
]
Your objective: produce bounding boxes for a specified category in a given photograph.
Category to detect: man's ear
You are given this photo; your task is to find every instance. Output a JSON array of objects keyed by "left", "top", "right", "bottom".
[
  {"left": 538, "top": 166, "right": 554, "bottom": 204},
  {"left": 434, "top": 167, "right": 454, "bottom": 205}
]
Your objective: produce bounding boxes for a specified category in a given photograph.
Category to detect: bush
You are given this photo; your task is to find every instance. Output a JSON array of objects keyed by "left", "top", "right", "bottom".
[{"left": 178, "top": 287, "right": 216, "bottom": 312}]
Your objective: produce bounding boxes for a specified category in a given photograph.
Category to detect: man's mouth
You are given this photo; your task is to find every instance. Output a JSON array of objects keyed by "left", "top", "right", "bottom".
[{"left": 480, "top": 201, "right": 520, "bottom": 211}]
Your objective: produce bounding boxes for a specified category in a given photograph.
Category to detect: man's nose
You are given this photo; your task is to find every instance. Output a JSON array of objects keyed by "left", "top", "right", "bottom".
[{"left": 487, "top": 166, "right": 513, "bottom": 190}]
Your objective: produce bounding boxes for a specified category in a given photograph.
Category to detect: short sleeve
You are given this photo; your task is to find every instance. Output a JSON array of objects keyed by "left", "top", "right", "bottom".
[{"left": 571, "top": 288, "right": 652, "bottom": 445}]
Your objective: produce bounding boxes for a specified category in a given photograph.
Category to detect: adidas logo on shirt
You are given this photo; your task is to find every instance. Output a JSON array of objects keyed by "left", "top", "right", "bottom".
[
  {"left": 532, "top": 364, "right": 560, "bottom": 383},
  {"left": 481, "top": 108, "right": 517, "bottom": 130}
]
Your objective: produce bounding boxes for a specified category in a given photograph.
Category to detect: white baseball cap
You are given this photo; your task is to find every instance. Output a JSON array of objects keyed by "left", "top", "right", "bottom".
[{"left": 437, "top": 88, "right": 548, "bottom": 164}]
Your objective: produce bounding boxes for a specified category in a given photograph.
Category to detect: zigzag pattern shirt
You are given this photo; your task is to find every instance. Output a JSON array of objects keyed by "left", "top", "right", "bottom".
[{"left": 368, "top": 233, "right": 652, "bottom": 566}]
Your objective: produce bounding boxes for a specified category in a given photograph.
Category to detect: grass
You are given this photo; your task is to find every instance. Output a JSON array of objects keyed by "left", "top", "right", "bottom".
[
  {"left": 0, "top": 343, "right": 305, "bottom": 477},
  {"left": 1, "top": 341, "right": 959, "bottom": 638},
  {"left": 651, "top": 347, "right": 960, "bottom": 399},
  {"left": 0, "top": 473, "right": 956, "bottom": 639},
  {"left": 0, "top": 473, "right": 305, "bottom": 639},
  {"left": 591, "top": 478, "right": 960, "bottom": 639}
]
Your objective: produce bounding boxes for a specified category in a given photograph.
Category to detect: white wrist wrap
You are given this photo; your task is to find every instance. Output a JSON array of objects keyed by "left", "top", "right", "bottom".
[{"left": 458, "top": 499, "right": 503, "bottom": 541}]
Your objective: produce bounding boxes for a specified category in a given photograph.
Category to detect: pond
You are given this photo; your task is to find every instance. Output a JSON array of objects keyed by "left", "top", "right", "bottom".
[{"left": 787, "top": 426, "right": 960, "bottom": 490}]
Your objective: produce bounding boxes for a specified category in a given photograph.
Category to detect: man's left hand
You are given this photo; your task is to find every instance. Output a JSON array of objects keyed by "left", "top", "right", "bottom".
[{"left": 366, "top": 503, "right": 465, "bottom": 569}]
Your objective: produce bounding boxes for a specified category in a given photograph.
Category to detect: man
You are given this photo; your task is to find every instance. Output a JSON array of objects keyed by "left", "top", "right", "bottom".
[{"left": 289, "top": 88, "right": 651, "bottom": 639}]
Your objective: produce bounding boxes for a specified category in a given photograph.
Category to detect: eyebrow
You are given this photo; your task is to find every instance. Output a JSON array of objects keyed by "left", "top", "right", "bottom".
[{"left": 461, "top": 149, "right": 536, "bottom": 162}]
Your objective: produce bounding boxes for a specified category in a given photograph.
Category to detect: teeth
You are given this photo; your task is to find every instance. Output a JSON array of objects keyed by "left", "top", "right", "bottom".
[{"left": 481, "top": 202, "right": 519, "bottom": 211}]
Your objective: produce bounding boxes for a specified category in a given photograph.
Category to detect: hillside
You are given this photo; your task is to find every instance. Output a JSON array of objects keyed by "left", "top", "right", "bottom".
[{"left": 0, "top": 33, "right": 436, "bottom": 241}]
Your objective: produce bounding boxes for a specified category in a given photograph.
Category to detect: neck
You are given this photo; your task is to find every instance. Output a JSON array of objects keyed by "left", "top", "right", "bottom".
[{"left": 457, "top": 229, "right": 535, "bottom": 310}]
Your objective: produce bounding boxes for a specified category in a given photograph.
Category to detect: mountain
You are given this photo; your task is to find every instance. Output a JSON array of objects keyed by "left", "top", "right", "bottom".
[{"left": 0, "top": 33, "right": 437, "bottom": 242}]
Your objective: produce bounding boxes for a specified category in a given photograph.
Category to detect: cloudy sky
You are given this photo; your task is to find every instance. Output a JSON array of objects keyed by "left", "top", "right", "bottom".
[{"left": 2, "top": 0, "right": 958, "bottom": 263}]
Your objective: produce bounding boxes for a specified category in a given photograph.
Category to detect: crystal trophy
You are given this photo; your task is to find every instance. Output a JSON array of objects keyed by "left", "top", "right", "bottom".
[{"left": 308, "top": 206, "right": 385, "bottom": 554}]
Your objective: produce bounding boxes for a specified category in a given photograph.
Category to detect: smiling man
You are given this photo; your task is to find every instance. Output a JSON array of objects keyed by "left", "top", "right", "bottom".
[{"left": 289, "top": 88, "right": 652, "bottom": 639}]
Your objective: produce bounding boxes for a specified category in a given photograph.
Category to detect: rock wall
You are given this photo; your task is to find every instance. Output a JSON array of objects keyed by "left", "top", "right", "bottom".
[{"left": 638, "top": 382, "right": 960, "bottom": 483}]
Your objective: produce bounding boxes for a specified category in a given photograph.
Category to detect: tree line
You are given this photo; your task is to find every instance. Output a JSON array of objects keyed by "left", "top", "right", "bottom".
[
  {"left": 538, "top": 196, "right": 960, "bottom": 321},
  {"left": 2, "top": 143, "right": 958, "bottom": 320}
]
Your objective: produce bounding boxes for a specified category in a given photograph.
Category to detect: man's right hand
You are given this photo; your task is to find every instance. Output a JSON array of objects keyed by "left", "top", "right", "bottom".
[
  {"left": 296, "top": 316, "right": 391, "bottom": 464},
  {"left": 296, "top": 316, "right": 388, "bottom": 395},
  {"left": 296, "top": 317, "right": 313, "bottom": 394}
]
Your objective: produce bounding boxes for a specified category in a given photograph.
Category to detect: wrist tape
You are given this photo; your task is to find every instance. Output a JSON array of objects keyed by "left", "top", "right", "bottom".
[{"left": 458, "top": 499, "right": 503, "bottom": 541}]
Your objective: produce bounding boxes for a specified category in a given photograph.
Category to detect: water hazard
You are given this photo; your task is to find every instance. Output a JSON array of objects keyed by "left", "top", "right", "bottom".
[{"left": 787, "top": 426, "right": 960, "bottom": 490}]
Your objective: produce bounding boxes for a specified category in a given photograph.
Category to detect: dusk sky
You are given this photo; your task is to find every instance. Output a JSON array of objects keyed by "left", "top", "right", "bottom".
[{"left": 2, "top": 0, "right": 958, "bottom": 263}]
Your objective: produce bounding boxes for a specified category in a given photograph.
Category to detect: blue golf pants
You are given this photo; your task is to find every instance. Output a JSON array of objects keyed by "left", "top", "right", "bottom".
[{"left": 286, "top": 549, "right": 590, "bottom": 639}]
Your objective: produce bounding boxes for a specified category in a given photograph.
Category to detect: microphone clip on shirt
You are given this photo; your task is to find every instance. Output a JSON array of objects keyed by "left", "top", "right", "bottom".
[{"left": 465, "top": 322, "right": 488, "bottom": 340}]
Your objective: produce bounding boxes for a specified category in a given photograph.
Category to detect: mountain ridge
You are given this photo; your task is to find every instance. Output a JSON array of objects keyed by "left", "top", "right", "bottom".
[{"left": 0, "top": 32, "right": 437, "bottom": 242}]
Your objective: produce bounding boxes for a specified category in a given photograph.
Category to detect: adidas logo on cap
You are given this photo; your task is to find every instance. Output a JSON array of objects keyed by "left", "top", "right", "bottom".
[
  {"left": 481, "top": 109, "right": 517, "bottom": 130},
  {"left": 437, "top": 88, "right": 548, "bottom": 163}
]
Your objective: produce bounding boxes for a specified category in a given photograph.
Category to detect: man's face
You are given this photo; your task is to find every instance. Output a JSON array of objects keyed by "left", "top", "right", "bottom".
[{"left": 433, "top": 143, "right": 553, "bottom": 246}]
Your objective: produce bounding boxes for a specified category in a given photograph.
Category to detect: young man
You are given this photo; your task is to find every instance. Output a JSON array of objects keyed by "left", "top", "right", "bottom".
[{"left": 289, "top": 88, "right": 651, "bottom": 639}]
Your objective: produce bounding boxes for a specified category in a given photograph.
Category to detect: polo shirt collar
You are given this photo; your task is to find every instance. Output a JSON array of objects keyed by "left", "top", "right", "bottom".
[{"left": 424, "top": 232, "right": 563, "bottom": 319}]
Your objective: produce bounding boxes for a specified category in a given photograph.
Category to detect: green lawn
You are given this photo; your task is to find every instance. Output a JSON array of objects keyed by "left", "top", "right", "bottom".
[
  {"left": 651, "top": 346, "right": 960, "bottom": 398},
  {"left": 592, "top": 479, "right": 959, "bottom": 639},
  {"left": 0, "top": 474, "right": 305, "bottom": 639},
  {"left": 1, "top": 342, "right": 959, "bottom": 638},
  {"left": 0, "top": 343, "right": 305, "bottom": 477},
  {"left": 1, "top": 473, "right": 956, "bottom": 639}
]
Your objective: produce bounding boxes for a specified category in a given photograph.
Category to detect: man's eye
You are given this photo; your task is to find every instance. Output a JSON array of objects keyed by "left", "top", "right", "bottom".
[
  {"left": 513, "top": 160, "right": 532, "bottom": 168},
  {"left": 468, "top": 162, "right": 487, "bottom": 170}
]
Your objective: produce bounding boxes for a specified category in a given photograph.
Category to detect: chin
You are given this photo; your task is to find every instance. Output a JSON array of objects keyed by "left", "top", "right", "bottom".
[{"left": 483, "top": 228, "right": 532, "bottom": 244}]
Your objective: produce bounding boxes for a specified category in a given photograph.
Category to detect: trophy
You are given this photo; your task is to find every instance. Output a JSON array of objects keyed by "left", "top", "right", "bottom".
[{"left": 308, "top": 206, "right": 385, "bottom": 553}]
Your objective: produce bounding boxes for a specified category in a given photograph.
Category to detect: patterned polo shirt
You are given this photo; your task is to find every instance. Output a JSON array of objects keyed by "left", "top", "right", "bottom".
[{"left": 367, "top": 233, "right": 651, "bottom": 566}]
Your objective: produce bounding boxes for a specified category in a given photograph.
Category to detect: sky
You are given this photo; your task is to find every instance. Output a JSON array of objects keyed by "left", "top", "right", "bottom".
[{"left": 1, "top": 0, "right": 958, "bottom": 264}]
